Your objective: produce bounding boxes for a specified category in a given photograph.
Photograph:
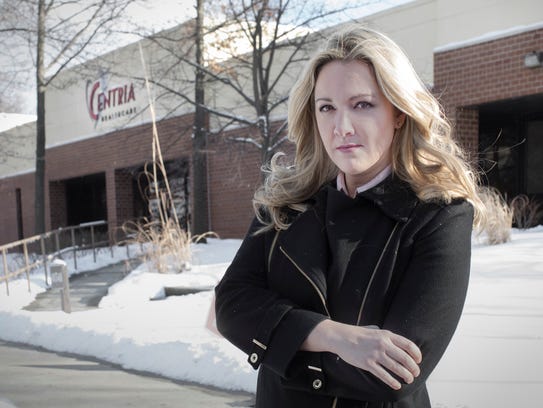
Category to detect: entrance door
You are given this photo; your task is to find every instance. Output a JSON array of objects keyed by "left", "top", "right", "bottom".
[
  {"left": 65, "top": 173, "right": 107, "bottom": 225},
  {"left": 479, "top": 94, "right": 543, "bottom": 200}
]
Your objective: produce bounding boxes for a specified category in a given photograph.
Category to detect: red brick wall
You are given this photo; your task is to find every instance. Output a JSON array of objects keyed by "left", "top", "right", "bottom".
[
  {"left": 207, "top": 127, "right": 262, "bottom": 238},
  {"left": 49, "top": 180, "right": 67, "bottom": 228},
  {"left": 207, "top": 123, "right": 295, "bottom": 238},
  {"left": 1, "top": 114, "right": 297, "bottom": 244},
  {"left": 0, "top": 116, "right": 194, "bottom": 245},
  {"left": 0, "top": 173, "right": 35, "bottom": 244},
  {"left": 434, "top": 28, "right": 543, "bottom": 155},
  {"left": 114, "top": 169, "right": 135, "bottom": 228}
]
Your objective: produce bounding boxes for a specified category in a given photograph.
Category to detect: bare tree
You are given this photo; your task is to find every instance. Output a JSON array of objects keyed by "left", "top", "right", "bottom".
[
  {"left": 193, "top": 0, "right": 209, "bottom": 235},
  {"left": 149, "top": 0, "right": 369, "bottom": 163},
  {"left": 0, "top": 0, "right": 136, "bottom": 234},
  {"left": 136, "top": 0, "right": 370, "bottom": 233}
]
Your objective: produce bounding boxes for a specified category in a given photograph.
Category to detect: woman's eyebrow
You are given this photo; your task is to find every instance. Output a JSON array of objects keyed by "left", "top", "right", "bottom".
[{"left": 315, "top": 93, "right": 374, "bottom": 103}]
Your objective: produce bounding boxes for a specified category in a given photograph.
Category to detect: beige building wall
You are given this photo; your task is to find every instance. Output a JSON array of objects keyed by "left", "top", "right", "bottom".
[
  {"left": 359, "top": 0, "right": 438, "bottom": 86},
  {"left": 45, "top": 23, "right": 196, "bottom": 149},
  {"left": 0, "top": 122, "right": 35, "bottom": 175},
  {"left": 435, "top": 0, "right": 543, "bottom": 48}
]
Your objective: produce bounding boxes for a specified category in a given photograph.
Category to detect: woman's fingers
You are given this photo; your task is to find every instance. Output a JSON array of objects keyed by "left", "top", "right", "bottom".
[
  {"left": 380, "top": 353, "right": 416, "bottom": 385},
  {"left": 390, "top": 333, "right": 423, "bottom": 364},
  {"left": 359, "top": 329, "right": 422, "bottom": 389},
  {"left": 386, "top": 336, "right": 421, "bottom": 379},
  {"left": 369, "top": 362, "right": 402, "bottom": 390}
]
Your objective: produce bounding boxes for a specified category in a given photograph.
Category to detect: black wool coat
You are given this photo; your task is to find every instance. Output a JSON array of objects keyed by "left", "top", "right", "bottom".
[{"left": 215, "top": 176, "right": 474, "bottom": 408}]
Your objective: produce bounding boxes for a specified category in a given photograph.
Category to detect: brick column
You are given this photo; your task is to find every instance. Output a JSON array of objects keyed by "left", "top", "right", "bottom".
[
  {"left": 105, "top": 169, "right": 117, "bottom": 244},
  {"left": 49, "top": 180, "right": 67, "bottom": 229},
  {"left": 455, "top": 106, "right": 479, "bottom": 161},
  {"left": 115, "top": 169, "right": 134, "bottom": 229}
]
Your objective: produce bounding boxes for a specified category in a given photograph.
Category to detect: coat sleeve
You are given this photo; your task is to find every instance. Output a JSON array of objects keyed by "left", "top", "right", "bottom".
[
  {"left": 285, "top": 200, "right": 474, "bottom": 402},
  {"left": 214, "top": 217, "right": 328, "bottom": 377}
]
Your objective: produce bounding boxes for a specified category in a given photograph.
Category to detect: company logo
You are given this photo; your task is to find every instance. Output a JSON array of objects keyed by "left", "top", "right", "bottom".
[{"left": 86, "top": 74, "right": 137, "bottom": 125}]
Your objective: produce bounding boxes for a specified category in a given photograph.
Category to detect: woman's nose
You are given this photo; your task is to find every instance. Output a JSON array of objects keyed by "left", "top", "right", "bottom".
[{"left": 333, "top": 111, "right": 354, "bottom": 137}]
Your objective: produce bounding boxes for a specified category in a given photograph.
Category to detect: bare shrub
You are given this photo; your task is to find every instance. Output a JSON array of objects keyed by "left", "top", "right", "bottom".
[
  {"left": 476, "top": 186, "right": 513, "bottom": 245},
  {"left": 123, "top": 218, "right": 192, "bottom": 274},
  {"left": 510, "top": 195, "right": 543, "bottom": 229}
]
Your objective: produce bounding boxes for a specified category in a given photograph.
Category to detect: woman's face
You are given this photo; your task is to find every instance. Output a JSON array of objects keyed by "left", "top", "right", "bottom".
[{"left": 314, "top": 60, "right": 403, "bottom": 193}]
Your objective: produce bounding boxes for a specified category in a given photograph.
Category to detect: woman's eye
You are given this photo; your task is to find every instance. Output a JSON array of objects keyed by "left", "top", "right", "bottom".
[
  {"left": 318, "top": 104, "right": 334, "bottom": 112},
  {"left": 355, "top": 101, "right": 372, "bottom": 109}
]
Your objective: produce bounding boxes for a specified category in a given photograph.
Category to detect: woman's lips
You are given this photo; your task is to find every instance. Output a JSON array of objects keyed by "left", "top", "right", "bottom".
[{"left": 336, "top": 143, "right": 362, "bottom": 151}]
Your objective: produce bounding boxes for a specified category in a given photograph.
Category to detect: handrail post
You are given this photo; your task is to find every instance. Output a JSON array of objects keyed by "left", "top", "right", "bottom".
[
  {"left": 23, "top": 242, "right": 31, "bottom": 293},
  {"left": 91, "top": 224, "right": 96, "bottom": 263},
  {"left": 71, "top": 228, "right": 77, "bottom": 270},
  {"left": 109, "top": 222, "right": 114, "bottom": 258},
  {"left": 41, "top": 236, "right": 48, "bottom": 285},
  {"left": 2, "top": 248, "right": 9, "bottom": 296},
  {"left": 54, "top": 231, "right": 61, "bottom": 259},
  {"left": 51, "top": 259, "right": 71, "bottom": 313}
]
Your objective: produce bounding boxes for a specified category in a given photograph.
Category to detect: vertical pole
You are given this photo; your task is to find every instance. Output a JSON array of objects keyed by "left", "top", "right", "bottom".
[
  {"left": 2, "top": 248, "right": 9, "bottom": 296},
  {"left": 23, "top": 242, "right": 31, "bottom": 293},
  {"left": 91, "top": 225, "right": 96, "bottom": 263},
  {"left": 40, "top": 236, "right": 48, "bottom": 285},
  {"left": 192, "top": 0, "right": 209, "bottom": 237},
  {"left": 51, "top": 259, "right": 71, "bottom": 313},
  {"left": 54, "top": 230, "right": 60, "bottom": 258},
  {"left": 109, "top": 221, "right": 114, "bottom": 258},
  {"left": 71, "top": 228, "right": 77, "bottom": 270},
  {"left": 62, "top": 261, "right": 71, "bottom": 313}
]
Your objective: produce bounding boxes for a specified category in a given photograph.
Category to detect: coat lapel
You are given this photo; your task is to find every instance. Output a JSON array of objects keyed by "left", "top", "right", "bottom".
[{"left": 276, "top": 189, "right": 329, "bottom": 299}]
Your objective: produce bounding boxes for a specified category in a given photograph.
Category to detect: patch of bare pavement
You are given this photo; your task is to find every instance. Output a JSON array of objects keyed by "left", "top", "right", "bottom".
[{"left": 0, "top": 340, "right": 255, "bottom": 408}]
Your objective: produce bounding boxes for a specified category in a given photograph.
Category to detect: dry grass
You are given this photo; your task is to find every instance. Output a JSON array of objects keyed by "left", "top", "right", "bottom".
[
  {"left": 117, "top": 44, "right": 218, "bottom": 273},
  {"left": 122, "top": 218, "right": 192, "bottom": 273},
  {"left": 510, "top": 194, "right": 543, "bottom": 229},
  {"left": 476, "top": 186, "right": 513, "bottom": 245}
]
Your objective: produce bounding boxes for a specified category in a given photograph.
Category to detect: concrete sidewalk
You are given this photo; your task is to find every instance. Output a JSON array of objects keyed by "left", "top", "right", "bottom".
[
  {"left": 23, "top": 260, "right": 138, "bottom": 312},
  {"left": 0, "top": 340, "right": 254, "bottom": 407}
]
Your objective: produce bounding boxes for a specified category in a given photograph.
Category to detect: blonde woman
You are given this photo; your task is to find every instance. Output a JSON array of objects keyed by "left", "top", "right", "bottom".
[{"left": 215, "top": 25, "right": 484, "bottom": 408}]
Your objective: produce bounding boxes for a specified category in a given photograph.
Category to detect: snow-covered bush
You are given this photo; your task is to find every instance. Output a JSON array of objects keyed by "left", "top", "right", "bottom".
[
  {"left": 476, "top": 186, "right": 513, "bottom": 245},
  {"left": 510, "top": 194, "right": 543, "bottom": 229}
]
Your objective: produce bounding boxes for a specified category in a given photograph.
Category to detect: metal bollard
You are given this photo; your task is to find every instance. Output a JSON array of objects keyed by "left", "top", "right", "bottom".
[{"left": 50, "top": 259, "right": 71, "bottom": 313}]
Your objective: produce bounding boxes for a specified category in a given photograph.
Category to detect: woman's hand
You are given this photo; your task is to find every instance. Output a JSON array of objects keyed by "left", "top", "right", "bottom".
[{"left": 301, "top": 319, "right": 422, "bottom": 390}]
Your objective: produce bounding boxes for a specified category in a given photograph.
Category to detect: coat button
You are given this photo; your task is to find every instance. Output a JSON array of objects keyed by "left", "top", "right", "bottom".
[
  {"left": 312, "top": 379, "right": 323, "bottom": 390},
  {"left": 249, "top": 353, "right": 258, "bottom": 364}
]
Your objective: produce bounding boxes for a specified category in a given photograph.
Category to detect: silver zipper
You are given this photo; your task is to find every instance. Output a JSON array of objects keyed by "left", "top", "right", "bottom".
[
  {"left": 279, "top": 246, "right": 330, "bottom": 317},
  {"left": 356, "top": 222, "right": 400, "bottom": 325}
]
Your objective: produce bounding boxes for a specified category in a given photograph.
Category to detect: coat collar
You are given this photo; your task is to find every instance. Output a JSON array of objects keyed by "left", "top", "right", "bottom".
[
  {"left": 285, "top": 174, "right": 420, "bottom": 224},
  {"left": 325, "top": 174, "right": 419, "bottom": 222}
]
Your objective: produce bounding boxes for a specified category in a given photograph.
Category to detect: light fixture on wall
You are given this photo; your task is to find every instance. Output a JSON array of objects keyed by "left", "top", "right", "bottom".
[{"left": 524, "top": 51, "right": 543, "bottom": 68}]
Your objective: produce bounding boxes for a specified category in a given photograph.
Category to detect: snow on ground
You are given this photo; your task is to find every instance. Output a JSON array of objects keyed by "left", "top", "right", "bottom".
[{"left": 1, "top": 229, "right": 542, "bottom": 407}]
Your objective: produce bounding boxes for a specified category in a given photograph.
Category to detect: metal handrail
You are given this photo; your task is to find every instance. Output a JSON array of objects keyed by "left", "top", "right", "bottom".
[{"left": 0, "top": 220, "right": 110, "bottom": 296}]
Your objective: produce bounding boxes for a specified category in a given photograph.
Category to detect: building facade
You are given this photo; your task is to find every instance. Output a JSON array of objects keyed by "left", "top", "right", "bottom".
[
  {"left": 434, "top": 25, "right": 543, "bottom": 200},
  {"left": 1, "top": 0, "right": 542, "bottom": 245}
]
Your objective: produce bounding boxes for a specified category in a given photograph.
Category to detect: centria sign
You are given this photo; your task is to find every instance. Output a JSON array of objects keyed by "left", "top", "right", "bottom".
[{"left": 86, "top": 76, "right": 136, "bottom": 124}]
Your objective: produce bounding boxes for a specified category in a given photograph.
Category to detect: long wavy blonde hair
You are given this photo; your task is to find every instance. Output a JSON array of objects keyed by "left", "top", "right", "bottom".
[{"left": 254, "top": 24, "right": 485, "bottom": 231}]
